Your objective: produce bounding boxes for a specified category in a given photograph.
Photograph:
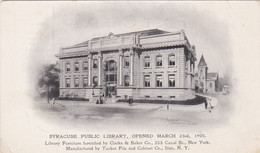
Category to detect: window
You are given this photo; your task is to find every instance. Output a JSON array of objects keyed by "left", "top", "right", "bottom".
[
  {"left": 105, "top": 60, "right": 116, "bottom": 71},
  {"left": 109, "top": 61, "right": 115, "bottom": 71},
  {"left": 144, "top": 75, "right": 150, "bottom": 87},
  {"left": 168, "top": 74, "right": 175, "bottom": 87},
  {"left": 156, "top": 75, "right": 163, "bottom": 87},
  {"left": 83, "top": 77, "right": 88, "bottom": 87},
  {"left": 169, "top": 54, "right": 176, "bottom": 66},
  {"left": 157, "top": 96, "right": 162, "bottom": 98},
  {"left": 93, "top": 76, "right": 98, "bottom": 86},
  {"left": 145, "top": 95, "right": 150, "bottom": 98},
  {"left": 124, "top": 56, "right": 130, "bottom": 67},
  {"left": 156, "top": 55, "right": 162, "bottom": 67},
  {"left": 124, "top": 75, "right": 130, "bottom": 86},
  {"left": 83, "top": 61, "right": 88, "bottom": 71},
  {"left": 170, "top": 96, "right": 175, "bottom": 99},
  {"left": 66, "top": 63, "right": 71, "bottom": 72},
  {"left": 75, "top": 62, "right": 79, "bottom": 71},
  {"left": 106, "top": 74, "right": 117, "bottom": 83},
  {"left": 144, "top": 56, "right": 150, "bottom": 68},
  {"left": 74, "top": 78, "right": 79, "bottom": 87},
  {"left": 93, "top": 59, "right": 98, "bottom": 69},
  {"left": 65, "top": 78, "right": 70, "bottom": 87}
]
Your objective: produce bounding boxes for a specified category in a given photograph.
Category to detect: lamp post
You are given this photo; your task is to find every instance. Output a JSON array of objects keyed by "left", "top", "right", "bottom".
[{"left": 92, "top": 84, "right": 95, "bottom": 95}]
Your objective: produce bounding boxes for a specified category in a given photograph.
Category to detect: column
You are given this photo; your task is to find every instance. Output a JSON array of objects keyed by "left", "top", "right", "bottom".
[
  {"left": 191, "top": 63, "right": 194, "bottom": 88},
  {"left": 187, "top": 60, "right": 191, "bottom": 88},
  {"left": 130, "top": 48, "right": 134, "bottom": 86},
  {"left": 119, "top": 50, "right": 123, "bottom": 86},
  {"left": 98, "top": 52, "right": 102, "bottom": 86},
  {"left": 88, "top": 54, "right": 92, "bottom": 86}
]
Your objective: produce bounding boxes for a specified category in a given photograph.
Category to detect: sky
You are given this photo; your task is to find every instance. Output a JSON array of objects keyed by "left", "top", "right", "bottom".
[{"left": 29, "top": 2, "right": 237, "bottom": 79}]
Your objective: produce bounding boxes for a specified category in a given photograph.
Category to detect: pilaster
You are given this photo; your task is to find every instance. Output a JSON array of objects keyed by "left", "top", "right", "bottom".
[
  {"left": 119, "top": 49, "right": 123, "bottom": 86},
  {"left": 130, "top": 48, "right": 134, "bottom": 86},
  {"left": 98, "top": 52, "right": 102, "bottom": 86},
  {"left": 88, "top": 54, "right": 92, "bottom": 86}
]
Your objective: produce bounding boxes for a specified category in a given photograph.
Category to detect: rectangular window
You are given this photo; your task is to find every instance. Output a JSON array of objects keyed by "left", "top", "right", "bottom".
[
  {"left": 65, "top": 78, "right": 70, "bottom": 88},
  {"left": 157, "top": 96, "right": 162, "bottom": 98},
  {"left": 144, "top": 56, "right": 150, "bottom": 68},
  {"left": 125, "top": 57, "right": 130, "bottom": 67},
  {"left": 66, "top": 63, "right": 71, "bottom": 72},
  {"left": 156, "top": 75, "right": 163, "bottom": 87},
  {"left": 83, "top": 61, "right": 88, "bottom": 71},
  {"left": 169, "top": 54, "right": 176, "bottom": 66},
  {"left": 74, "top": 78, "right": 79, "bottom": 87},
  {"left": 169, "top": 74, "right": 175, "bottom": 87},
  {"left": 75, "top": 62, "right": 79, "bottom": 71},
  {"left": 144, "top": 75, "right": 150, "bottom": 87},
  {"left": 145, "top": 95, "right": 150, "bottom": 98},
  {"left": 93, "top": 59, "right": 98, "bottom": 68},
  {"left": 170, "top": 96, "right": 175, "bottom": 99},
  {"left": 83, "top": 77, "right": 88, "bottom": 87},
  {"left": 106, "top": 74, "right": 117, "bottom": 83},
  {"left": 156, "top": 56, "right": 162, "bottom": 67}
]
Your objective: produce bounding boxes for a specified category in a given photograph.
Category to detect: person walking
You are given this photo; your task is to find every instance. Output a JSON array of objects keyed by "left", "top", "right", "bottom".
[
  {"left": 51, "top": 98, "right": 56, "bottom": 108},
  {"left": 204, "top": 97, "right": 208, "bottom": 110}
]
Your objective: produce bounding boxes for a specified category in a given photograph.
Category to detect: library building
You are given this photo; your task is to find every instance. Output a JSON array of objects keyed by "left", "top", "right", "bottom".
[{"left": 56, "top": 29, "right": 197, "bottom": 102}]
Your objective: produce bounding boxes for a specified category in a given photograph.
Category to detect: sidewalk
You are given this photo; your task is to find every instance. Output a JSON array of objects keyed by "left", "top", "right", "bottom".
[{"left": 55, "top": 99, "right": 206, "bottom": 112}]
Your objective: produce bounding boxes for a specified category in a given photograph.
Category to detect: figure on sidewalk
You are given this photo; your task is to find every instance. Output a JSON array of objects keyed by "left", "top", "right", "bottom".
[
  {"left": 205, "top": 98, "right": 208, "bottom": 110},
  {"left": 128, "top": 96, "right": 133, "bottom": 106},
  {"left": 51, "top": 98, "right": 56, "bottom": 108}
]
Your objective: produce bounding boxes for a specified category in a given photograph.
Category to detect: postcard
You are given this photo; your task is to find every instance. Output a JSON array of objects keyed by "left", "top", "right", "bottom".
[{"left": 1, "top": 1, "right": 260, "bottom": 153}]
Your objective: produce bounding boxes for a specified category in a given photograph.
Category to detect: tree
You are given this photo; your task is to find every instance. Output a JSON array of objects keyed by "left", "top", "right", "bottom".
[{"left": 37, "top": 63, "right": 60, "bottom": 103}]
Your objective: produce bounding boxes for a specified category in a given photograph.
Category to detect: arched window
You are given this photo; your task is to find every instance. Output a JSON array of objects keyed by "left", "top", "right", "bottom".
[
  {"left": 93, "top": 59, "right": 98, "bottom": 69},
  {"left": 104, "top": 60, "right": 117, "bottom": 84},
  {"left": 124, "top": 75, "right": 130, "bottom": 86},
  {"left": 144, "top": 56, "right": 150, "bottom": 68},
  {"left": 169, "top": 54, "right": 176, "bottom": 66},
  {"left": 156, "top": 55, "right": 162, "bottom": 67},
  {"left": 93, "top": 76, "right": 98, "bottom": 86}
]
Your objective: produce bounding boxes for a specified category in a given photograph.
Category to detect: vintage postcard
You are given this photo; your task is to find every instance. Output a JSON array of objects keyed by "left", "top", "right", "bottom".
[{"left": 1, "top": 1, "right": 260, "bottom": 153}]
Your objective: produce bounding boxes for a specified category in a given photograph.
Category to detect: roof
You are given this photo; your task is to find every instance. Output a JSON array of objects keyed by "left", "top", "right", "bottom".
[
  {"left": 207, "top": 72, "right": 218, "bottom": 81},
  {"left": 198, "top": 55, "right": 207, "bottom": 67},
  {"left": 74, "top": 29, "right": 169, "bottom": 47}
]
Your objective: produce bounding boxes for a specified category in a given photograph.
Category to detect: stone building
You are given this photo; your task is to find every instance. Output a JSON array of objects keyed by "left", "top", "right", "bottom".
[
  {"left": 195, "top": 55, "right": 219, "bottom": 93},
  {"left": 56, "top": 29, "right": 197, "bottom": 101}
]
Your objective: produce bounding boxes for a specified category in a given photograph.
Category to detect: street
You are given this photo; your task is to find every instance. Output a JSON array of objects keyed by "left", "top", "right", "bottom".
[{"left": 35, "top": 93, "right": 232, "bottom": 131}]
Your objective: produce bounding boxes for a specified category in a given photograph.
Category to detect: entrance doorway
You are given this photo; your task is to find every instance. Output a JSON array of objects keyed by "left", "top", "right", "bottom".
[{"left": 104, "top": 60, "right": 117, "bottom": 98}]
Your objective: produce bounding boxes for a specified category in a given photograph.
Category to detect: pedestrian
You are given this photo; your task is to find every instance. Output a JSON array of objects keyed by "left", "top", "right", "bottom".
[
  {"left": 51, "top": 98, "right": 56, "bottom": 108},
  {"left": 205, "top": 98, "right": 208, "bottom": 110},
  {"left": 128, "top": 96, "right": 133, "bottom": 106},
  {"left": 128, "top": 97, "right": 131, "bottom": 106}
]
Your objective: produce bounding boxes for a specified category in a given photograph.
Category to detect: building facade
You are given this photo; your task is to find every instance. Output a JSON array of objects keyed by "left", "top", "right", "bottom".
[{"left": 56, "top": 29, "right": 197, "bottom": 101}]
